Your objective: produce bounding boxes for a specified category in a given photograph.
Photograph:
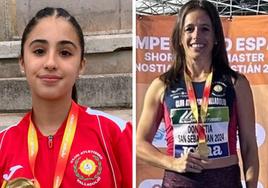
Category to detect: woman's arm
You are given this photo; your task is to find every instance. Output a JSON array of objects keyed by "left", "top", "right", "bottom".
[
  {"left": 136, "top": 78, "right": 207, "bottom": 173},
  {"left": 234, "top": 74, "right": 259, "bottom": 188}
]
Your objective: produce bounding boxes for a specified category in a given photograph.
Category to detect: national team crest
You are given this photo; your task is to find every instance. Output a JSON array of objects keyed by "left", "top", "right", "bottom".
[{"left": 71, "top": 150, "right": 103, "bottom": 186}]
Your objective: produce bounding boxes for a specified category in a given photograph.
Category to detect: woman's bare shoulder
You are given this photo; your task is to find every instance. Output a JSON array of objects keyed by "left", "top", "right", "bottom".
[
  {"left": 147, "top": 77, "right": 166, "bottom": 102},
  {"left": 150, "top": 77, "right": 166, "bottom": 88}
]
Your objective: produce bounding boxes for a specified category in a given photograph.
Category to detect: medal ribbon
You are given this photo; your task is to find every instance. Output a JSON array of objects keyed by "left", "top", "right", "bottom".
[
  {"left": 184, "top": 70, "right": 213, "bottom": 143},
  {"left": 28, "top": 101, "right": 79, "bottom": 188},
  {"left": 28, "top": 115, "right": 40, "bottom": 188},
  {"left": 1, "top": 181, "right": 6, "bottom": 188}
]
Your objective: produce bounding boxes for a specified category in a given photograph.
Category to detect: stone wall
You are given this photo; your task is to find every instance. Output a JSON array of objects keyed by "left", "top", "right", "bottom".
[
  {"left": 0, "top": 0, "right": 132, "bottom": 40},
  {"left": 0, "top": 0, "right": 132, "bottom": 112}
]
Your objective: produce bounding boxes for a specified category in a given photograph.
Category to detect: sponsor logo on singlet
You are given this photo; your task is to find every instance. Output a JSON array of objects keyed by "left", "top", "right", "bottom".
[
  {"left": 70, "top": 150, "right": 103, "bottom": 187},
  {"left": 170, "top": 88, "right": 188, "bottom": 99},
  {"left": 171, "top": 106, "right": 230, "bottom": 159},
  {"left": 211, "top": 82, "right": 227, "bottom": 97}
]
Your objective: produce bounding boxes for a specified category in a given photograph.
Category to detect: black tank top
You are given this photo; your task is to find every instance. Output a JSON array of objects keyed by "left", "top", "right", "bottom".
[{"left": 163, "top": 75, "right": 238, "bottom": 159}]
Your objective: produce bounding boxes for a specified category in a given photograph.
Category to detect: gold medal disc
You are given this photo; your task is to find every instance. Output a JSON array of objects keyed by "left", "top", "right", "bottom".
[{"left": 5, "top": 178, "right": 35, "bottom": 188}]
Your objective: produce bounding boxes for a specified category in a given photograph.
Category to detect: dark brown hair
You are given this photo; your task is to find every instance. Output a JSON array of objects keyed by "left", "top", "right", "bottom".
[
  {"left": 20, "top": 7, "right": 84, "bottom": 102},
  {"left": 160, "top": 0, "right": 237, "bottom": 87}
]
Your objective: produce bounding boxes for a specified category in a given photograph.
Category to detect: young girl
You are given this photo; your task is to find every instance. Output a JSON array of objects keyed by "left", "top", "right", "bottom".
[{"left": 0, "top": 7, "right": 132, "bottom": 188}]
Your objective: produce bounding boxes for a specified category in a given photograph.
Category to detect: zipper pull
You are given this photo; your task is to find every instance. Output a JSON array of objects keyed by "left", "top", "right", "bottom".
[{"left": 48, "top": 135, "right": 53, "bottom": 149}]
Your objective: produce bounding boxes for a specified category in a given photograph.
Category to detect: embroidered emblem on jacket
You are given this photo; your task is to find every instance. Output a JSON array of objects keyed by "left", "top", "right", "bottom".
[{"left": 71, "top": 150, "right": 102, "bottom": 186}]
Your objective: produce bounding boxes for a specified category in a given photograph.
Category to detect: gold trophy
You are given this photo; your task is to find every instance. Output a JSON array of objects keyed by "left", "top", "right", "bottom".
[
  {"left": 196, "top": 142, "right": 209, "bottom": 158},
  {"left": 4, "top": 178, "right": 35, "bottom": 188}
]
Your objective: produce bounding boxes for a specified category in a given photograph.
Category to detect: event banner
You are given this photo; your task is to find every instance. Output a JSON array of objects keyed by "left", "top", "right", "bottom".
[{"left": 136, "top": 15, "right": 268, "bottom": 188}]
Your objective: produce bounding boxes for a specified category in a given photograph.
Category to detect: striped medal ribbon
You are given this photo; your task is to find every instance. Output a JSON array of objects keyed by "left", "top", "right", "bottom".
[
  {"left": 184, "top": 70, "right": 213, "bottom": 158},
  {"left": 28, "top": 101, "right": 79, "bottom": 188}
]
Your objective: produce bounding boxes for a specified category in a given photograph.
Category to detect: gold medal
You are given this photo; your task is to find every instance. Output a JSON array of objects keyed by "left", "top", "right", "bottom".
[
  {"left": 197, "top": 142, "right": 209, "bottom": 158},
  {"left": 5, "top": 178, "right": 35, "bottom": 188},
  {"left": 184, "top": 71, "right": 213, "bottom": 159}
]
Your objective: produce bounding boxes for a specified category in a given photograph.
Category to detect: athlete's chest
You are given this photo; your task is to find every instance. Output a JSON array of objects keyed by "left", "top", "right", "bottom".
[
  {"left": 164, "top": 80, "right": 232, "bottom": 109},
  {"left": 2, "top": 131, "right": 114, "bottom": 188},
  {"left": 164, "top": 80, "right": 235, "bottom": 159}
]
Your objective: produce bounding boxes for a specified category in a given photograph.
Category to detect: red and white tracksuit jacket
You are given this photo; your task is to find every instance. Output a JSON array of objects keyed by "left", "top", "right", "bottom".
[{"left": 0, "top": 104, "right": 132, "bottom": 188}]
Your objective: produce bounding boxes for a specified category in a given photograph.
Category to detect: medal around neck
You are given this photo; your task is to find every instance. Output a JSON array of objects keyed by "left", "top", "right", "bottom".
[
  {"left": 197, "top": 142, "right": 209, "bottom": 158},
  {"left": 184, "top": 71, "right": 212, "bottom": 159},
  {"left": 5, "top": 178, "right": 36, "bottom": 188}
]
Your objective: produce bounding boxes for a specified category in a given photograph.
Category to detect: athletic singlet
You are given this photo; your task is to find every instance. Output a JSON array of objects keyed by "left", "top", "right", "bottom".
[{"left": 163, "top": 75, "right": 238, "bottom": 159}]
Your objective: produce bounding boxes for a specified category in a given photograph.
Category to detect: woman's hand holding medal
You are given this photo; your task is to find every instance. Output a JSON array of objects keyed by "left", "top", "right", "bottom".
[{"left": 170, "top": 151, "right": 210, "bottom": 173}]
